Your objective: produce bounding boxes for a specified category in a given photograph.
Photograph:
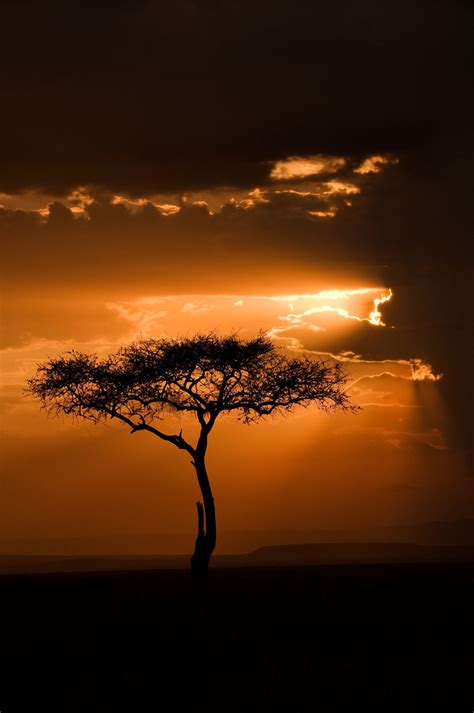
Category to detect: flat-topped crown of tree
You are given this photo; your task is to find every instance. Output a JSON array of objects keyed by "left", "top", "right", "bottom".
[
  {"left": 27, "top": 333, "right": 352, "bottom": 431},
  {"left": 27, "top": 333, "right": 354, "bottom": 575}
]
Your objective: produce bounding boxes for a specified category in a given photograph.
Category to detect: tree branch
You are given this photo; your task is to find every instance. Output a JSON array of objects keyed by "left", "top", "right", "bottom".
[{"left": 108, "top": 409, "right": 195, "bottom": 455}]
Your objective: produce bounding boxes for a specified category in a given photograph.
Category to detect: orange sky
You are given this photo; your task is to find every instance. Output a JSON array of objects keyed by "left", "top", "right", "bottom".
[{"left": 1, "top": 265, "right": 472, "bottom": 552}]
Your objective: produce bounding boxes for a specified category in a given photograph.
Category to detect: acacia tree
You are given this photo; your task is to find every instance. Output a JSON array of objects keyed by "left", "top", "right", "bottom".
[{"left": 27, "top": 333, "right": 353, "bottom": 575}]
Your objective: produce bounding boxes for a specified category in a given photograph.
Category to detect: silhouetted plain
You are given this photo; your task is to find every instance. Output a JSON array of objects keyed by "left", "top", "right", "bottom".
[{"left": 0, "top": 562, "right": 472, "bottom": 712}]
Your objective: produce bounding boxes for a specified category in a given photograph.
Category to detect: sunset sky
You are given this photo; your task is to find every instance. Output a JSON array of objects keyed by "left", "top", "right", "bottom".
[{"left": 1, "top": 0, "right": 473, "bottom": 552}]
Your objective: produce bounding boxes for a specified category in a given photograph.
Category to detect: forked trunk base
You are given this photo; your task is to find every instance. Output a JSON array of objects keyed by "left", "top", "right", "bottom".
[{"left": 190, "top": 501, "right": 214, "bottom": 576}]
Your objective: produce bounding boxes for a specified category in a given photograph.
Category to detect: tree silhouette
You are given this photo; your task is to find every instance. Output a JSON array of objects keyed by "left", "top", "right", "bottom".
[{"left": 27, "top": 333, "right": 353, "bottom": 575}]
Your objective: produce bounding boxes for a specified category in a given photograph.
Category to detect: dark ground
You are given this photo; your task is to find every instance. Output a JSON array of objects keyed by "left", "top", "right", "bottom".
[{"left": 0, "top": 563, "right": 473, "bottom": 712}]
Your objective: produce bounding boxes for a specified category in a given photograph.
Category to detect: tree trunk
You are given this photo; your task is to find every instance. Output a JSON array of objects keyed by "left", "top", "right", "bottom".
[{"left": 190, "top": 456, "right": 216, "bottom": 576}]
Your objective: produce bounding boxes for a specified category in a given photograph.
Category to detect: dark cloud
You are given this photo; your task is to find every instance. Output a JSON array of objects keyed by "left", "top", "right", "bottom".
[
  {"left": 2, "top": 141, "right": 471, "bottom": 291},
  {"left": 1, "top": 0, "right": 472, "bottom": 194}
]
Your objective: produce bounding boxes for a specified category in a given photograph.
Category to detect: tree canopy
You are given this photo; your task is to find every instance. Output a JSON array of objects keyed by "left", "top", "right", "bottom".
[{"left": 27, "top": 333, "right": 352, "bottom": 450}]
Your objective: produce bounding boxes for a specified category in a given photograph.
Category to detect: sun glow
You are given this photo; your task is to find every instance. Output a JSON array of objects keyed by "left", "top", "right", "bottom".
[
  {"left": 101, "top": 287, "right": 443, "bottom": 386},
  {"left": 272, "top": 287, "right": 393, "bottom": 327},
  {"left": 368, "top": 289, "right": 393, "bottom": 326}
]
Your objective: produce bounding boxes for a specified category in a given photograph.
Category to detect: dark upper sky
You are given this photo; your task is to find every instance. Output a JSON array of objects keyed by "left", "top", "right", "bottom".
[{"left": 1, "top": 0, "right": 472, "bottom": 194}]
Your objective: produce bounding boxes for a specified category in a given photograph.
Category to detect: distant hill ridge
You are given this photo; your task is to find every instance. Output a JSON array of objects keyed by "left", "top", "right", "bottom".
[
  {"left": 0, "top": 519, "right": 473, "bottom": 557},
  {"left": 247, "top": 541, "right": 474, "bottom": 564},
  {"left": 1, "top": 540, "right": 474, "bottom": 575}
]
